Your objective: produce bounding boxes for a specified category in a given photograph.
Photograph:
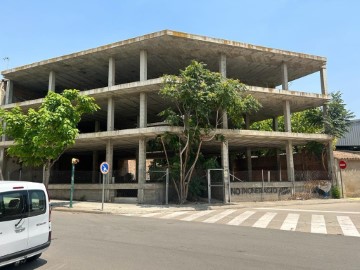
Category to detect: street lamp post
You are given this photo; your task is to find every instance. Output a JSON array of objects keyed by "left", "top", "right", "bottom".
[{"left": 69, "top": 158, "right": 79, "bottom": 208}]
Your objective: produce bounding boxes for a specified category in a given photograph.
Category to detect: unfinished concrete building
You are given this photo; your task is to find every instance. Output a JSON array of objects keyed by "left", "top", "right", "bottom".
[{"left": 0, "top": 30, "right": 334, "bottom": 203}]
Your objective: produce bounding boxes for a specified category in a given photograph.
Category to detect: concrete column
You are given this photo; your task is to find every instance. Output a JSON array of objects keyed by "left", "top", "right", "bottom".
[
  {"left": 106, "top": 139, "right": 114, "bottom": 201},
  {"left": 48, "top": 71, "right": 56, "bottom": 92},
  {"left": 5, "top": 80, "right": 13, "bottom": 105},
  {"left": 219, "top": 54, "right": 227, "bottom": 77},
  {"left": 283, "top": 100, "right": 291, "bottom": 132},
  {"left": 273, "top": 117, "right": 282, "bottom": 181},
  {"left": 285, "top": 140, "right": 295, "bottom": 183},
  {"left": 107, "top": 97, "right": 115, "bottom": 131},
  {"left": 139, "top": 93, "right": 147, "bottom": 128},
  {"left": 320, "top": 65, "right": 328, "bottom": 95},
  {"left": 95, "top": 120, "right": 100, "bottom": 132},
  {"left": 281, "top": 62, "right": 288, "bottom": 90},
  {"left": 321, "top": 65, "right": 330, "bottom": 133},
  {"left": 245, "top": 114, "right": 250, "bottom": 130},
  {"left": 140, "top": 50, "right": 147, "bottom": 81},
  {"left": 139, "top": 50, "right": 148, "bottom": 128},
  {"left": 221, "top": 141, "right": 230, "bottom": 203},
  {"left": 272, "top": 117, "right": 278, "bottom": 131},
  {"left": 92, "top": 151, "right": 98, "bottom": 183},
  {"left": 245, "top": 114, "right": 252, "bottom": 181},
  {"left": 0, "top": 149, "right": 5, "bottom": 180},
  {"left": 246, "top": 148, "right": 252, "bottom": 181},
  {"left": 137, "top": 138, "right": 146, "bottom": 203},
  {"left": 108, "top": 57, "right": 116, "bottom": 87},
  {"left": 219, "top": 54, "right": 230, "bottom": 202},
  {"left": 327, "top": 141, "right": 336, "bottom": 186}
]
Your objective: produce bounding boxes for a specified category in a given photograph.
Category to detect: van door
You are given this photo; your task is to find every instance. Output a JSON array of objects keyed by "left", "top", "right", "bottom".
[
  {"left": 0, "top": 190, "right": 29, "bottom": 257},
  {"left": 27, "top": 189, "right": 49, "bottom": 249}
]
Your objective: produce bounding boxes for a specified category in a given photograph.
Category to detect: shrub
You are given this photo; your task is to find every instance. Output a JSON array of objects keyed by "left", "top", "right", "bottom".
[{"left": 331, "top": 186, "right": 341, "bottom": 199}]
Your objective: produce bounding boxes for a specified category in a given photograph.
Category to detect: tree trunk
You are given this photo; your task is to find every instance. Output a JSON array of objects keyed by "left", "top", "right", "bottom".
[{"left": 42, "top": 162, "right": 51, "bottom": 189}]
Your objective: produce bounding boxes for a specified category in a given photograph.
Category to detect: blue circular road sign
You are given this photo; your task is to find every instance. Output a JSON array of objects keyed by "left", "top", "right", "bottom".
[{"left": 100, "top": 162, "right": 110, "bottom": 174}]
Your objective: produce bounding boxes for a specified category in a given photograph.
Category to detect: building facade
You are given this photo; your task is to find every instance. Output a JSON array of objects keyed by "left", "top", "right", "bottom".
[{"left": 0, "top": 30, "right": 334, "bottom": 203}]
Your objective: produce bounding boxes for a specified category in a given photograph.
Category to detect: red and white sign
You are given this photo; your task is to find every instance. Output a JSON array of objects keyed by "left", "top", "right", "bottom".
[{"left": 339, "top": 160, "right": 347, "bottom": 170}]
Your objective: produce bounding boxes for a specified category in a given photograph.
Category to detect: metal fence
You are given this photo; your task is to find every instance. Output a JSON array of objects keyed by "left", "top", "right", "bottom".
[{"left": 231, "top": 170, "right": 329, "bottom": 182}]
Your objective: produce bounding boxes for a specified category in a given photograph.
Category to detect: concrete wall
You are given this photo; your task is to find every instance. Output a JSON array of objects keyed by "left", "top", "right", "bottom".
[
  {"left": 229, "top": 181, "right": 305, "bottom": 202},
  {"left": 48, "top": 183, "right": 166, "bottom": 204},
  {"left": 336, "top": 160, "right": 360, "bottom": 198}
]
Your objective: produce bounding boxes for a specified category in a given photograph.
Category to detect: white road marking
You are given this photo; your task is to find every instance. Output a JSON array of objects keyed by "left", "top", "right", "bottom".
[
  {"left": 337, "top": 216, "right": 360, "bottom": 237},
  {"left": 161, "top": 211, "right": 189, "bottom": 219},
  {"left": 227, "top": 211, "right": 255, "bottom": 226},
  {"left": 253, "top": 212, "right": 277, "bottom": 228},
  {"left": 181, "top": 210, "right": 215, "bottom": 221},
  {"left": 255, "top": 207, "right": 360, "bottom": 215},
  {"left": 203, "top": 209, "right": 237, "bottom": 223},
  {"left": 141, "top": 212, "right": 163, "bottom": 217},
  {"left": 311, "top": 215, "right": 327, "bottom": 234},
  {"left": 280, "top": 213, "right": 300, "bottom": 231}
]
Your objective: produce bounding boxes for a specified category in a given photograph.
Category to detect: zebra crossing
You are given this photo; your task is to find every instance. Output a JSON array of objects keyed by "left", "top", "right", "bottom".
[{"left": 123, "top": 208, "right": 360, "bottom": 237}]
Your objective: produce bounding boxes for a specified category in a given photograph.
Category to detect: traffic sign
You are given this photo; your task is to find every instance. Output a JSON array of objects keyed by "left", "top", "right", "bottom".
[
  {"left": 100, "top": 162, "right": 110, "bottom": 174},
  {"left": 339, "top": 160, "right": 347, "bottom": 170}
]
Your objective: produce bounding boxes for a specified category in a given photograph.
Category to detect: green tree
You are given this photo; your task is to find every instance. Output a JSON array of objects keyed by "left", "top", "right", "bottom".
[
  {"left": 158, "top": 61, "right": 261, "bottom": 204},
  {"left": 250, "top": 91, "right": 354, "bottom": 169},
  {"left": 0, "top": 89, "right": 99, "bottom": 187}
]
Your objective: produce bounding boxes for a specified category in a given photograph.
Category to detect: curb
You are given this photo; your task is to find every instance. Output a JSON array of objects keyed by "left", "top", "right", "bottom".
[
  {"left": 51, "top": 198, "right": 359, "bottom": 215},
  {"left": 52, "top": 207, "right": 112, "bottom": 215}
]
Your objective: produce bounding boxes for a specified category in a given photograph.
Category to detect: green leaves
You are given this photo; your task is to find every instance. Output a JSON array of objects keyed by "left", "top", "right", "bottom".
[
  {"left": 324, "top": 91, "right": 354, "bottom": 138},
  {"left": 158, "top": 61, "right": 261, "bottom": 203},
  {"left": 160, "top": 61, "right": 261, "bottom": 133},
  {"left": 0, "top": 89, "right": 99, "bottom": 168}
]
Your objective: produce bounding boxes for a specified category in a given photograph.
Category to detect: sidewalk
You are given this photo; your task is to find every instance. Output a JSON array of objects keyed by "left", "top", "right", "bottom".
[{"left": 51, "top": 197, "right": 360, "bottom": 215}]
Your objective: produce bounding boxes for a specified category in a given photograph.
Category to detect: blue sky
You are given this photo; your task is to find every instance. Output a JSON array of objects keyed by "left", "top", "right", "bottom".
[{"left": 1, "top": 0, "right": 359, "bottom": 118}]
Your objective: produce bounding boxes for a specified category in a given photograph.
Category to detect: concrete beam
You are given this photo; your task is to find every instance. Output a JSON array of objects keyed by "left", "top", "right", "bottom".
[{"left": 48, "top": 71, "right": 56, "bottom": 92}]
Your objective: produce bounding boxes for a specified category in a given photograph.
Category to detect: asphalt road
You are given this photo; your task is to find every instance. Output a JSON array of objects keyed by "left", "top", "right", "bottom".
[{"left": 3, "top": 209, "right": 360, "bottom": 270}]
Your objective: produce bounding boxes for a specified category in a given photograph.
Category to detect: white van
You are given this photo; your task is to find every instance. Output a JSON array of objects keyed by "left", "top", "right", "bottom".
[{"left": 0, "top": 181, "right": 51, "bottom": 267}]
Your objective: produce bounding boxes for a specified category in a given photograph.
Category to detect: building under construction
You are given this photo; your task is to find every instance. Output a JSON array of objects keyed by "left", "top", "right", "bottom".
[{"left": 0, "top": 30, "right": 334, "bottom": 204}]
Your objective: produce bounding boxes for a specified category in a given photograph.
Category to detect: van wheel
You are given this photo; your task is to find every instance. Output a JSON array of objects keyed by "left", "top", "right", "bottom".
[{"left": 27, "top": 253, "right": 42, "bottom": 262}]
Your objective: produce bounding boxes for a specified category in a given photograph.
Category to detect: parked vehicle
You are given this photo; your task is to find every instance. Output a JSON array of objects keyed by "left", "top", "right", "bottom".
[{"left": 0, "top": 181, "right": 51, "bottom": 267}]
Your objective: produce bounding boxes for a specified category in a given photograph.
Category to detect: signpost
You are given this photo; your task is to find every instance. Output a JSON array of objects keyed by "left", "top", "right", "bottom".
[
  {"left": 339, "top": 160, "right": 347, "bottom": 170},
  {"left": 339, "top": 160, "right": 346, "bottom": 198},
  {"left": 100, "top": 161, "right": 109, "bottom": 211},
  {"left": 69, "top": 158, "right": 79, "bottom": 208}
]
